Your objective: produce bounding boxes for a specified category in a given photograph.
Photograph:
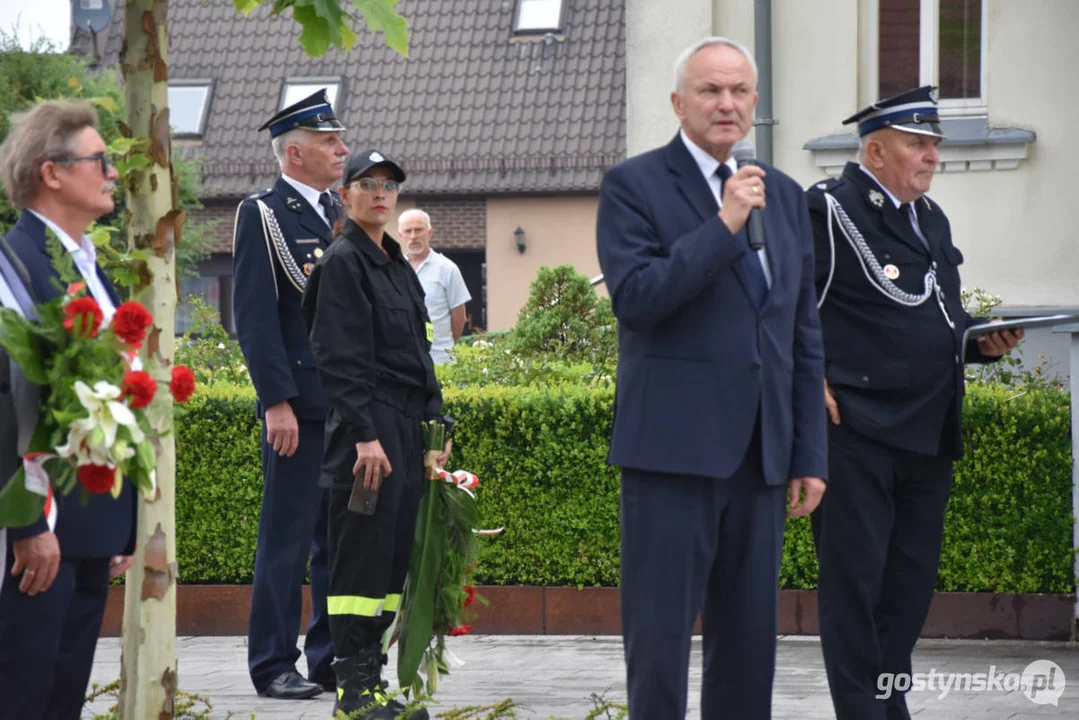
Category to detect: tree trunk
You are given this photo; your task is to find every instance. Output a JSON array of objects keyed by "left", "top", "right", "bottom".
[{"left": 118, "top": 0, "right": 180, "bottom": 717}]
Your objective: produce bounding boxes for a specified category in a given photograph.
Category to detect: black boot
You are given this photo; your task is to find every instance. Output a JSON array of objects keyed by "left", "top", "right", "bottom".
[{"left": 331, "top": 647, "right": 428, "bottom": 719}]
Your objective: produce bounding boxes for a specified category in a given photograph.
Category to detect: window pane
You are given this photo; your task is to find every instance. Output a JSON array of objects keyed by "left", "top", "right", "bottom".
[
  {"left": 176, "top": 276, "right": 220, "bottom": 335},
  {"left": 167, "top": 85, "right": 210, "bottom": 135},
  {"left": 281, "top": 83, "right": 339, "bottom": 110},
  {"left": 879, "top": 0, "right": 920, "bottom": 99},
  {"left": 516, "top": 0, "right": 562, "bottom": 31},
  {"left": 938, "top": 0, "right": 981, "bottom": 99}
]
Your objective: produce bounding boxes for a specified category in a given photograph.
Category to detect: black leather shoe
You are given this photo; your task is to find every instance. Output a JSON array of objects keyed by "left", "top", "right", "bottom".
[{"left": 258, "top": 669, "right": 323, "bottom": 699}]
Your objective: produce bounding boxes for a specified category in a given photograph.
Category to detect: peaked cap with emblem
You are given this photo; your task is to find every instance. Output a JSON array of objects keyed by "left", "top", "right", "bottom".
[
  {"left": 842, "top": 85, "right": 945, "bottom": 139},
  {"left": 342, "top": 149, "right": 407, "bottom": 185},
  {"left": 258, "top": 88, "right": 345, "bottom": 138}
]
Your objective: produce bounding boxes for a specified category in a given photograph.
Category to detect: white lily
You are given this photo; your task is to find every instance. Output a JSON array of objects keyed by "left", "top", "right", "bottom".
[{"left": 71, "top": 380, "right": 145, "bottom": 451}]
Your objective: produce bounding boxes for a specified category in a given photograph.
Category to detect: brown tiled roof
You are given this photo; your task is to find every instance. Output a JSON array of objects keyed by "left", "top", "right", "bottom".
[{"left": 153, "top": 0, "right": 624, "bottom": 198}]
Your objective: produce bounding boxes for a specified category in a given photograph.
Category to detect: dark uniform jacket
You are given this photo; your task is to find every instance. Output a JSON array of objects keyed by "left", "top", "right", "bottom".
[
  {"left": 232, "top": 176, "right": 334, "bottom": 421},
  {"left": 301, "top": 219, "right": 442, "bottom": 489},
  {"left": 807, "top": 162, "right": 995, "bottom": 459}
]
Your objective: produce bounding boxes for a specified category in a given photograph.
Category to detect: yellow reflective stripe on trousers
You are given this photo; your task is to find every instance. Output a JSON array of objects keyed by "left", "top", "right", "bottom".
[
  {"left": 383, "top": 593, "right": 401, "bottom": 612},
  {"left": 327, "top": 595, "right": 390, "bottom": 617}
]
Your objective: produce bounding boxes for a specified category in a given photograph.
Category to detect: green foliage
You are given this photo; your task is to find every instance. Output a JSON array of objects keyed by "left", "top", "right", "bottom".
[
  {"left": 439, "top": 265, "right": 616, "bottom": 389},
  {"left": 234, "top": 0, "right": 410, "bottom": 57},
  {"left": 175, "top": 296, "right": 250, "bottom": 386},
  {"left": 961, "top": 286, "right": 1062, "bottom": 389},
  {"left": 175, "top": 382, "right": 264, "bottom": 584},
  {"left": 938, "top": 383, "right": 1075, "bottom": 593},
  {"left": 173, "top": 383, "right": 1074, "bottom": 593},
  {"left": 0, "top": 32, "right": 215, "bottom": 283}
]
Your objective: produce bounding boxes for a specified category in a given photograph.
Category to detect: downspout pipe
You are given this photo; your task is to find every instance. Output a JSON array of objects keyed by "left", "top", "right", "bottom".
[{"left": 754, "top": 0, "right": 777, "bottom": 164}]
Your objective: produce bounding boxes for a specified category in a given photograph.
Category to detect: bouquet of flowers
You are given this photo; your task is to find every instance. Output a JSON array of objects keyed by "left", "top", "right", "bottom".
[
  {"left": 0, "top": 280, "right": 195, "bottom": 528},
  {"left": 392, "top": 419, "right": 503, "bottom": 698}
]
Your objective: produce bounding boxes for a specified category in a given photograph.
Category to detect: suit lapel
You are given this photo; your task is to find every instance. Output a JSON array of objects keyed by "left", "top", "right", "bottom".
[
  {"left": 665, "top": 135, "right": 762, "bottom": 307},
  {"left": 665, "top": 134, "right": 719, "bottom": 223},
  {"left": 842, "top": 163, "right": 928, "bottom": 256},
  {"left": 274, "top": 177, "right": 334, "bottom": 245}
]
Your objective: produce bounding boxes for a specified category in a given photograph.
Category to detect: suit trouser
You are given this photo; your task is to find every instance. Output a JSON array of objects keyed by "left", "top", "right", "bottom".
[
  {"left": 248, "top": 418, "right": 333, "bottom": 690},
  {"left": 811, "top": 421, "right": 953, "bottom": 720},
  {"left": 620, "top": 426, "right": 787, "bottom": 720},
  {"left": 327, "top": 396, "right": 425, "bottom": 657},
  {"left": 0, "top": 541, "right": 110, "bottom": 720}
]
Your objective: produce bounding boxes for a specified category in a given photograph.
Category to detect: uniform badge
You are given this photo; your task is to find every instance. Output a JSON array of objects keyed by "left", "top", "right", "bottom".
[
  {"left": 868, "top": 189, "right": 885, "bottom": 208},
  {"left": 285, "top": 196, "right": 303, "bottom": 212},
  {"left": 369, "top": 151, "right": 385, "bottom": 163},
  {"left": 314, "top": 248, "right": 324, "bottom": 259},
  {"left": 883, "top": 264, "right": 900, "bottom": 280},
  {"left": 303, "top": 262, "right": 314, "bottom": 276},
  {"left": 816, "top": 182, "right": 828, "bottom": 190}
]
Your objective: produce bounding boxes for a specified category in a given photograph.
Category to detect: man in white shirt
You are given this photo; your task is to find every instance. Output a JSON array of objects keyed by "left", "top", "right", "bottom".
[{"left": 400, "top": 209, "right": 472, "bottom": 364}]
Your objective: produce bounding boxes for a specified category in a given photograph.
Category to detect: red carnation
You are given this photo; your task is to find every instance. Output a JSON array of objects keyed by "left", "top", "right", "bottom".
[
  {"left": 463, "top": 585, "right": 476, "bottom": 608},
  {"left": 77, "top": 463, "right": 116, "bottom": 494},
  {"left": 63, "top": 297, "right": 104, "bottom": 338},
  {"left": 112, "top": 301, "right": 154, "bottom": 347},
  {"left": 169, "top": 365, "right": 196, "bottom": 403},
  {"left": 448, "top": 625, "right": 473, "bottom": 637},
  {"left": 121, "top": 370, "right": 157, "bottom": 409}
]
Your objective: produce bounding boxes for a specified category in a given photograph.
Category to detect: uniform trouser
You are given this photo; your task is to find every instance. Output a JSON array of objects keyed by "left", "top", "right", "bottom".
[
  {"left": 328, "top": 396, "right": 425, "bottom": 658},
  {"left": 0, "top": 539, "right": 110, "bottom": 720},
  {"left": 811, "top": 421, "right": 953, "bottom": 720},
  {"left": 248, "top": 418, "right": 333, "bottom": 691},
  {"left": 620, "top": 422, "right": 787, "bottom": 720}
]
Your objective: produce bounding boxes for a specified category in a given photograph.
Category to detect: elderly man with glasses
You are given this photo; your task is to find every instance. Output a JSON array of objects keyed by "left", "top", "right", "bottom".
[{"left": 0, "top": 99, "right": 135, "bottom": 720}]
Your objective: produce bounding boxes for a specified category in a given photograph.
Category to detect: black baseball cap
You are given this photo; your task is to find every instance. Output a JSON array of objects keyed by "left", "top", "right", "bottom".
[{"left": 342, "top": 149, "right": 406, "bottom": 185}]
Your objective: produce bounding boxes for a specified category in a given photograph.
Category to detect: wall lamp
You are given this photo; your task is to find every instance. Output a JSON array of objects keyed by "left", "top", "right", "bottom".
[{"left": 514, "top": 225, "right": 526, "bottom": 254}]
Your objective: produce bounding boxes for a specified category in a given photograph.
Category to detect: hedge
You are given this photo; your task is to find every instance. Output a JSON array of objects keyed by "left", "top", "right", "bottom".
[{"left": 176, "top": 382, "right": 1075, "bottom": 593}]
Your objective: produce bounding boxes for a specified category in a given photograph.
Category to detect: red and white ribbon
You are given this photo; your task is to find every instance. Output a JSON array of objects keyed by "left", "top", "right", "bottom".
[{"left": 433, "top": 468, "right": 504, "bottom": 536}]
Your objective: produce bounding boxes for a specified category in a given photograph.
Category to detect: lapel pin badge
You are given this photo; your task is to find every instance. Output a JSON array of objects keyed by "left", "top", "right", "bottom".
[
  {"left": 868, "top": 189, "right": 885, "bottom": 209},
  {"left": 883, "top": 264, "right": 900, "bottom": 280}
]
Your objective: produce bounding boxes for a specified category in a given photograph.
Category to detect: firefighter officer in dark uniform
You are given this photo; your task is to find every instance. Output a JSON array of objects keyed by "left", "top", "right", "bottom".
[
  {"left": 303, "top": 150, "right": 450, "bottom": 720},
  {"left": 806, "top": 85, "right": 1022, "bottom": 720},
  {"left": 232, "top": 89, "right": 348, "bottom": 700}
]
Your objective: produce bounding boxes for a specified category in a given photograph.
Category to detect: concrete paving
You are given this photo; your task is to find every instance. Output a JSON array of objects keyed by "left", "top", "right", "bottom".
[{"left": 85, "top": 635, "right": 1078, "bottom": 719}]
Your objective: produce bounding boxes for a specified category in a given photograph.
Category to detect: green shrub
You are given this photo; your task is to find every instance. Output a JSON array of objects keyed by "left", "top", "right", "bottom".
[{"left": 174, "top": 382, "right": 1075, "bottom": 592}]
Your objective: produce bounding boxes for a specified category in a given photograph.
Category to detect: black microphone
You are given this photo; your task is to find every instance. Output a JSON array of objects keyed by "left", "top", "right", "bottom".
[{"left": 732, "top": 140, "right": 765, "bottom": 251}]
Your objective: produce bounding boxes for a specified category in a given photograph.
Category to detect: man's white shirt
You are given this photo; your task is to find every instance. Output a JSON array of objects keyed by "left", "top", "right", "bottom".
[
  {"left": 411, "top": 250, "right": 471, "bottom": 364},
  {"left": 28, "top": 210, "right": 117, "bottom": 323}
]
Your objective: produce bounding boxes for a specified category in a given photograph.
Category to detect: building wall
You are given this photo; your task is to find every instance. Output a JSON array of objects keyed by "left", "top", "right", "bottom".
[{"left": 485, "top": 196, "right": 603, "bottom": 331}]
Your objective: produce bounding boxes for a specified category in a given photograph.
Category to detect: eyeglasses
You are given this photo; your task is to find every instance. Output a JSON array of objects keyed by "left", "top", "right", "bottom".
[
  {"left": 51, "top": 152, "right": 113, "bottom": 176},
  {"left": 351, "top": 177, "right": 400, "bottom": 193}
]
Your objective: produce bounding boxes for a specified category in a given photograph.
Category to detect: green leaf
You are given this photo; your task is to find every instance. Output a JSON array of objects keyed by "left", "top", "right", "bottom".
[
  {"left": 0, "top": 467, "right": 47, "bottom": 528},
  {"left": 232, "top": 0, "right": 263, "bottom": 16},
  {"left": 137, "top": 439, "right": 157, "bottom": 472},
  {"left": 0, "top": 309, "right": 48, "bottom": 384},
  {"left": 87, "top": 95, "right": 119, "bottom": 113},
  {"left": 397, "top": 482, "right": 445, "bottom": 687},
  {"left": 292, "top": 4, "right": 334, "bottom": 56},
  {"left": 353, "top": 0, "right": 409, "bottom": 56}
]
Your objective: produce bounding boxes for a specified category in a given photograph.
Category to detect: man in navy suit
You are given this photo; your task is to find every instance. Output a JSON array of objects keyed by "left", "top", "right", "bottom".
[
  {"left": 232, "top": 89, "right": 348, "bottom": 699},
  {"left": 596, "top": 37, "right": 828, "bottom": 719},
  {"left": 0, "top": 100, "right": 135, "bottom": 719}
]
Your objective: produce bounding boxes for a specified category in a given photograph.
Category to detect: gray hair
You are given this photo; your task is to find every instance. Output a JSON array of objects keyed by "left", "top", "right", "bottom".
[
  {"left": 673, "top": 36, "right": 758, "bottom": 94},
  {"left": 0, "top": 100, "right": 99, "bottom": 209},
  {"left": 398, "top": 208, "right": 432, "bottom": 228},
  {"left": 271, "top": 128, "right": 309, "bottom": 166}
]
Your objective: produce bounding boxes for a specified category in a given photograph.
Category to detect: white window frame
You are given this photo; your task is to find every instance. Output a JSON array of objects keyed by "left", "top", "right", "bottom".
[
  {"left": 861, "top": 0, "right": 988, "bottom": 117},
  {"left": 513, "top": 0, "right": 565, "bottom": 34},
  {"left": 167, "top": 80, "right": 213, "bottom": 137},
  {"left": 279, "top": 78, "right": 342, "bottom": 112}
]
